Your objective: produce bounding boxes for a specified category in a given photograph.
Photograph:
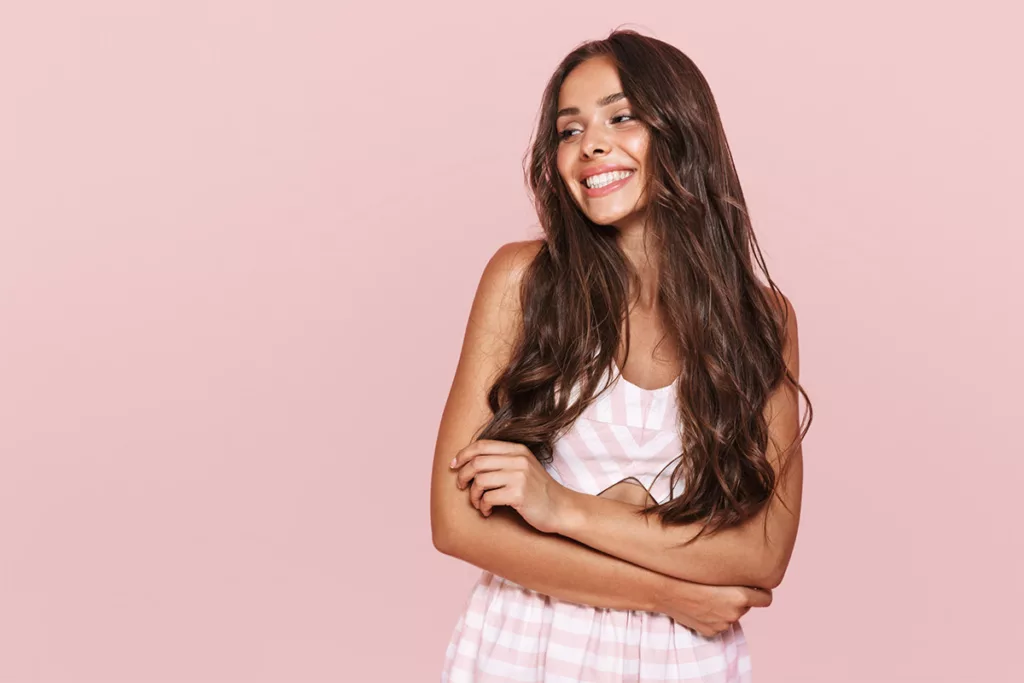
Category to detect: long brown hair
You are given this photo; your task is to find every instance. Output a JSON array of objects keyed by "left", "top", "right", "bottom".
[{"left": 475, "top": 29, "right": 813, "bottom": 544}]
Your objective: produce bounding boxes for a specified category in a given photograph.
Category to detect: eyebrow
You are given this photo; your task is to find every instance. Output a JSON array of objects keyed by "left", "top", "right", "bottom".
[{"left": 556, "top": 92, "right": 626, "bottom": 119}]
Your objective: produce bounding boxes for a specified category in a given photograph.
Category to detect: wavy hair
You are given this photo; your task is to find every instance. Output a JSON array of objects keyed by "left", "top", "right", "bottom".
[{"left": 475, "top": 29, "right": 813, "bottom": 544}]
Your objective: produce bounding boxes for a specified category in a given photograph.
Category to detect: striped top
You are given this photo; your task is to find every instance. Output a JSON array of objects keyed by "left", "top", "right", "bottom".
[{"left": 441, "top": 364, "right": 752, "bottom": 682}]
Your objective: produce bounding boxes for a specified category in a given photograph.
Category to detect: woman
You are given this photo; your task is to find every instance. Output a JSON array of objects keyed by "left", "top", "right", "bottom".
[{"left": 431, "top": 29, "right": 812, "bottom": 682}]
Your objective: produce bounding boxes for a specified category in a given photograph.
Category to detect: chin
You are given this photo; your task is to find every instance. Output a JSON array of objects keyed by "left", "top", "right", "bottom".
[
  {"left": 577, "top": 193, "right": 647, "bottom": 227},
  {"left": 585, "top": 213, "right": 626, "bottom": 226},
  {"left": 583, "top": 205, "right": 640, "bottom": 226}
]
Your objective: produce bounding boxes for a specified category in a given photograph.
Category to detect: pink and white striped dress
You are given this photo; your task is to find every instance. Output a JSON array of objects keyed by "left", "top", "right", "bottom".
[{"left": 441, "top": 364, "right": 753, "bottom": 682}]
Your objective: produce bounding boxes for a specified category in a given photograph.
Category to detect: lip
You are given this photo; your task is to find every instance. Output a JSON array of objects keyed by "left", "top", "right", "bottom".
[
  {"left": 578, "top": 163, "right": 635, "bottom": 181},
  {"left": 580, "top": 167, "right": 636, "bottom": 198}
]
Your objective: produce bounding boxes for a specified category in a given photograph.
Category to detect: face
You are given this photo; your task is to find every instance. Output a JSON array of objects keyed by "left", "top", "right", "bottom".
[{"left": 555, "top": 56, "right": 650, "bottom": 227}]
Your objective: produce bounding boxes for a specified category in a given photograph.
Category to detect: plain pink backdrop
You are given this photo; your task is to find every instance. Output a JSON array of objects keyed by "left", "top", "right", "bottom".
[{"left": 1, "top": 1, "right": 1021, "bottom": 682}]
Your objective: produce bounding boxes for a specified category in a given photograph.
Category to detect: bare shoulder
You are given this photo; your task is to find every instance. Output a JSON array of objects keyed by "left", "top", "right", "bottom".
[
  {"left": 480, "top": 239, "right": 545, "bottom": 298},
  {"left": 760, "top": 283, "right": 800, "bottom": 383},
  {"left": 470, "top": 239, "right": 545, "bottom": 337},
  {"left": 469, "top": 237, "right": 545, "bottom": 361}
]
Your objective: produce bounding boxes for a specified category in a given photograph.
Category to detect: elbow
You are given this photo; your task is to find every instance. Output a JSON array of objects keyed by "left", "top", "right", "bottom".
[
  {"left": 431, "top": 486, "right": 481, "bottom": 558},
  {"left": 433, "top": 527, "right": 457, "bottom": 556},
  {"left": 761, "top": 565, "right": 785, "bottom": 590},
  {"left": 431, "top": 510, "right": 462, "bottom": 557},
  {"left": 430, "top": 489, "right": 458, "bottom": 555},
  {"left": 431, "top": 519, "right": 454, "bottom": 555},
  {"left": 757, "top": 551, "right": 790, "bottom": 590}
]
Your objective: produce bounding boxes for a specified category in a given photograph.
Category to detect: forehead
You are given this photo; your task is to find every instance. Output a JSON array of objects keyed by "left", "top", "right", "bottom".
[{"left": 557, "top": 56, "right": 624, "bottom": 108}]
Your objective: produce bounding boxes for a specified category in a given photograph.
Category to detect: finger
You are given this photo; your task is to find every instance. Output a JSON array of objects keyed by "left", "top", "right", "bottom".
[
  {"left": 479, "top": 487, "right": 517, "bottom": 516},
  {"left": 469, "top": 471, "right": 507, "bottom": 510},
  {"left": 449, "top": 439, "right": 530, "bottom": 470},
  {"left": 743, "top": 587, "right": 773, "bottom": 608},
  {"left": 455, "top": 455, "right": 524, "bottom": 490},
  {"left": 451, "top": 440, "right": 516, "bottom": 468}
]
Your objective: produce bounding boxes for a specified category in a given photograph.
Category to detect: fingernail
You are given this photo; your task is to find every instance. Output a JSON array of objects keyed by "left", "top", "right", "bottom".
[{"left": 449, "top": 457, "right": 457, "bottom": 468}]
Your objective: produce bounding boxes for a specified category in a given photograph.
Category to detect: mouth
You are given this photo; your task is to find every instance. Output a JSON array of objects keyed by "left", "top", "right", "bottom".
[{"left": 581, "top": 169, "right": 636, "bottom": 198}]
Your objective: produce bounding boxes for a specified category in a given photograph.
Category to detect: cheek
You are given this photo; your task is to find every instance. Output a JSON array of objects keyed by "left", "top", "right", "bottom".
[
  {"left": 555, "top": 150, "right": 577, "bottom": 192},
  {"left": 622, "top": 130, "right": 650, "bottom": 170}
]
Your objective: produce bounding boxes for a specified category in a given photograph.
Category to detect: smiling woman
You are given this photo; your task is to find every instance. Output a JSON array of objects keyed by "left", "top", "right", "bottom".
[
  {"left": 431, "top": 28, "right": 812, "bottom": 683},
  {"left": 555, "top": 72, "right": 648, "bottom": 216}
]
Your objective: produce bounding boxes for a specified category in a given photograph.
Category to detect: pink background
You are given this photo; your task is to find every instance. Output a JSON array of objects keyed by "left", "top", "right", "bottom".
[{"left": 1, "top": 2, "right": 1021, "bottom": 682}]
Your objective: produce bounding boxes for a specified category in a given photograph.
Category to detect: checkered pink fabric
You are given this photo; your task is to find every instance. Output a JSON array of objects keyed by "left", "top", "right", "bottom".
[{"left": 441, "top": 366, "right": 753, "bottom": 681}]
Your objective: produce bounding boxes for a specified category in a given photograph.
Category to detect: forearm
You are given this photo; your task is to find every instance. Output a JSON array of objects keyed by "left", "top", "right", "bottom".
[
  {"left": 557, "top": 489, "right": 780, "bottom": 589},
  {"left": 548, "top": 330, "right": 804, "bottom": 590},
  {"left": 435, "top": 505, "right": 675, "bottom": 613}
]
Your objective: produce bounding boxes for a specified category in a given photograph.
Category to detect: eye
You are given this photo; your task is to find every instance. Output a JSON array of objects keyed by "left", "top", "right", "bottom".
[{"left": 557, "top": 114, "right": 635, "bottom": 142}]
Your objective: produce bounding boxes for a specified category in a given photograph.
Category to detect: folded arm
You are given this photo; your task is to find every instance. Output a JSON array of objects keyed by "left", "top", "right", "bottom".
[
  {"left": 435, "top": 492, "right": 673, "bottom": 613},
  {"left": 553, "top": 297, "right": 804, "bottom": 590},
  {"left": 432, "top": 241, "right": 681, "bottom": 613}
]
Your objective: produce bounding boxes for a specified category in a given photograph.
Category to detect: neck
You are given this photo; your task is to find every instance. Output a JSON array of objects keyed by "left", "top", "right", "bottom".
[{"left": 614, "top": 217, "right": 660, "bottom": 310}]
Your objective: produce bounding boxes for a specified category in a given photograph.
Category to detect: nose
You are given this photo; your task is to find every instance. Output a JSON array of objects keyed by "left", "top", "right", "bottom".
[{"left": 581, "top": 127, "right": 610, "bottom": 158}]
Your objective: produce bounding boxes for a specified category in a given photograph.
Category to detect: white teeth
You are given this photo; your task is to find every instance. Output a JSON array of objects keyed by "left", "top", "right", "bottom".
[{"left": 583, "top": 170, "right": 634, "bottom": 189}]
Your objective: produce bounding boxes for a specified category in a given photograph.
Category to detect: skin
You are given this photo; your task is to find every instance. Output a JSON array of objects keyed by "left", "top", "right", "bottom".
[
  {"left": 452, "top": 56, "right": 802, "bottom": 589},
  {"left": 449, "top": 56, "right": 803, "bottom": 589},
  {"left": 556, "top": 55, "right": 679, "bottom": 396},
  {"left": 430, "top": 56, "right": 789, "bottom": 637},
  {"left": 556, "top": 58, "right": 658, "bottom": 297},
  {"left": 450, "top": 318, "right": 802, "bottom": 588}
]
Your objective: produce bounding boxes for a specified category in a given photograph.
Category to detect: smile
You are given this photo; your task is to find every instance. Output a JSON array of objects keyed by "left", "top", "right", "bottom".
[{"left": 582, "top": 169, "right": 635, "bottom": 197}]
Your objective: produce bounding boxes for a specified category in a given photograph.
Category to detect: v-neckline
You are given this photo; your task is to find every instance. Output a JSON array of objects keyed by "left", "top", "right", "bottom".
[{"left": 611, "top": 358, "right": 680, "bottom": 394}]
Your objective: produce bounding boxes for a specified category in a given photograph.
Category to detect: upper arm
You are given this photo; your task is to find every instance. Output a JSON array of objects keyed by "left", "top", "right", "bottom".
[
  {"left": 429, "top": 239, "right": 543, "bottom": 550},
  {"left": 759, "top": 290, "right": 804, "bottom": 586}
]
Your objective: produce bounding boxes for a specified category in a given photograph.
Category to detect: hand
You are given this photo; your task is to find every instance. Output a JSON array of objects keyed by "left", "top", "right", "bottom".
[
  {"left": 450, "top": 438, "right": 568, "bottom": 534},
  {"left": 656, "top": 577, "right": 772, "bottom": 638}
]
